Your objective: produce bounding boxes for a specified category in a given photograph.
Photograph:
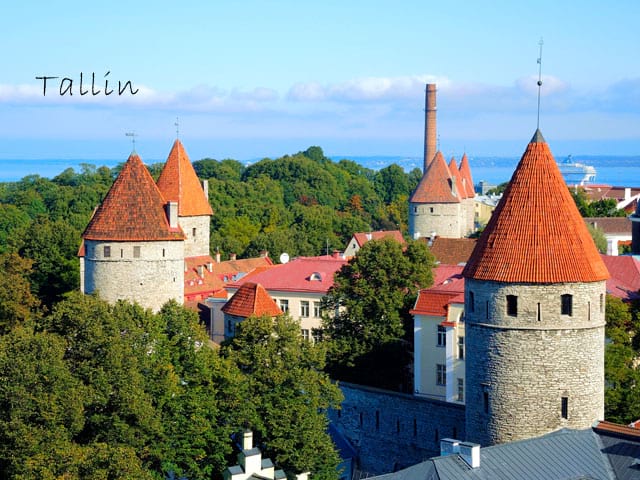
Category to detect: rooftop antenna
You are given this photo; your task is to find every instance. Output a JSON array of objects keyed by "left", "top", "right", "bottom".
[
  {"left": 125, "top": 131, "right": 138, "bottom": 152},
  {"left": 536, "top": 37, "right": 544, "bottom": 130},
  {"left": 175, "top": 117, "right": 180, "bottom": 139}
]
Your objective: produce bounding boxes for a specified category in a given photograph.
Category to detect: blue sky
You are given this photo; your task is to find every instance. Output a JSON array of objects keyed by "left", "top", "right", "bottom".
[{"left": 1, "top": 0, "right": 639, "bottom": 161}]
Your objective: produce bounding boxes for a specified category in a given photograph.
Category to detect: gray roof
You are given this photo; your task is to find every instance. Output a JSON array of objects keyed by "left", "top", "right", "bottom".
[
  {"left": 370, "top": 428, "right": 620, "bottom": 480},
  {"left": 596, "top": 428, "right": 640, "bottom": 480}
]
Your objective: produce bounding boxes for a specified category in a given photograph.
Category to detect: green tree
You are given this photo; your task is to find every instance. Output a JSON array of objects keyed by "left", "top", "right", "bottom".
[
  {"left": 322, "top": 238, "right": 435, "bottom": 389},
  {"left": 223, "top": 314, "right": 343, "bottom": 480},
  {"left": 587, "top": 223, "right": 608, "bottom": 254},
  {"left": 0, "top": 253, "right": 40, "bottom": 334}
]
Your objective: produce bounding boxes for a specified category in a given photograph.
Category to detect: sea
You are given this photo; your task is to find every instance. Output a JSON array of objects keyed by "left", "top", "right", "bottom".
[{"left": 0, "top": 155, "right": 638, "bottom": 187}]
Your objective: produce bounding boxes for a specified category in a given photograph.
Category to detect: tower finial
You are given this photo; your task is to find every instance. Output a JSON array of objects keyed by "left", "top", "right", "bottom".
[
  {"left": 536, "top": 37, "right": 544, "bottom": 130},
  {"left": 125, "top": 131, "right": 138, "bottom": 153},
  {"left": 175, "top": 117, "right": 180, "bottom": 139}
]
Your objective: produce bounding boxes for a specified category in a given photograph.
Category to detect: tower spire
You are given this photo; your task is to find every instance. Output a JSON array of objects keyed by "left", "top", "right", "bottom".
[
  {"left": 536, "top": 37, "right": 544, "bottom": 130},
  {"left": 125, "top": 131, "right": 138, "bottom": 153},
  {"left": 175, "top": 117, "right": 180, "bottom": 139}
]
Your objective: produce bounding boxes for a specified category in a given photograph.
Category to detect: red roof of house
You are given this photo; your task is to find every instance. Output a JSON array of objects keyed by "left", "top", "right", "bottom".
[
  {"left": 222, "top": 282, "right": 282, "bottom": 318},
  {"left": 448, "top": 157, "right": 466, "bottom": 200},
  {"left": 459, "top": 153, "right": 475, "bottom": 198},
  {"left": 594, "top": 420, "right": 640, "bottom": 439},
  {"left": 432, "top": 264, "right": 465, "bottom": 286},
  {"left": 410, "top": 151, "right": 461, "bottom": 204},
  {"left": 411, "top": 291, "right": 461, "bottom": 316},
  {"left": 429, "top": 237, "right": 477, "bottom": 265},
  {"left": 463, "top": 130, "right": 609, "bottom": 283},
  {"left": 411, "top": 267, "right": 465, "bottom": 316},
  {"left": 156, "top": 140, "right": 213, "bottom": 217},
  {"left": 228, "top": 255, "right": 347, "bottom": 294},
  {"left": 353, "top": 230, "right": 405, "bottom": 248},
  {"left": 601, "top": 254, "right": 640, "bottom": 300},
  {"left": 83, "top": 153, "right": 185, "bottom": 241},
  {"left": 584, "top": 217, "right": 632, "bottom": 235}
]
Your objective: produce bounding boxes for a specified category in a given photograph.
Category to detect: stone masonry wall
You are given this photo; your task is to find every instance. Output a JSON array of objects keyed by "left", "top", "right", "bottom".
[
  {"left": 179, "top": 215, "right": 210, "bottom": 257},
  {"left": 330, "top": 383, "right": 465, "bottom": 475},
  {"left": 84, "top": 239, "right": 184, "bottom": 312},
  {"left": 409, "top": 202, "right": 462, "bottom": 239},
  {"left": 465, "top": 279, "right": 606, "bottom": 446}
]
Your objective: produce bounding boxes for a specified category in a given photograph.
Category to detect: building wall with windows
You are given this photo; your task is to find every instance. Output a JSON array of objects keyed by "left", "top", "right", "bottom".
[
  {"left": 270, "top": 291, "right": 324, "bottom": 340},
  {"left": 178, "top": 215, "right": 210, "bottom": 257}
]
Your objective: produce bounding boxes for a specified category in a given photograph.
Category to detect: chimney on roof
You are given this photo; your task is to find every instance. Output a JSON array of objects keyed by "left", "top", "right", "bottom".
[
  {"left": 184, "top": 261, "right": 188, "bottom": 272},
  {"left": 625, "top": 187, "right": 631, "bottom": 201},
  {"left": 230, "top": 253, "right": 237, "bottom": 261},
  {"left": 450, "top": 176, "right": 457, "bottom": 197},
  {"left": 207, "top": 262, "right": 213, "bottom": 272},
  {"left": 424, "top": 84, "right": 437, "bottom": 173},
  {"left": 440, "top": 438, "right": 460, "bottom": 457},
  {"left": 215, "top": 251, "right": 221, "bottom": 263},
  {"left": 166, "top": 201, "right": 179, "bottom": 228},
  {"left": 459, "top": 442, "right": 480, "bottom": 468},
  {"left": 242, "top": 430, "right": 253, "bottom": 450},
  {"left": 197, "top": 265, "right": 205, "bottom": 277},
  {"left": 202, "top": 179, "right": 209, "bottom": 202},
  {"left": 332, "top": 249, "right": 341, "bottom": 259},
  {"left": 260, "top": 250, "right": 268, "bottom": 258},
  {"left": 366, "top": 232, "right": 372, "bottom": 241}
]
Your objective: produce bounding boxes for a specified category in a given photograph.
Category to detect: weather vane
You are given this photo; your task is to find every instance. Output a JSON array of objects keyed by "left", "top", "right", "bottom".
[
  {"left": 175, "top": 117, "right": 180, "bottom": 139},
  {"left": 125, "top": 131, "right": 138, "bottom": 152},
  {"left": 536, "top": 37, "right": 544, "bottom": 130}
]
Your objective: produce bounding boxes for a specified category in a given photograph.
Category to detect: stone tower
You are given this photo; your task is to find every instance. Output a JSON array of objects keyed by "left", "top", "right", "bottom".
[
  {"left": 459, "top": 153, "right": 476, "bottom": 232},
  {"left": 630, "top": 198, "right": 640, "bottom": 255},
  {"left": 157, "top": 139, "right": 213, "bottom": 258},
  {"left": 423, "top": 83, "right": 437, "bottom": 172},
  {"left": 409, "top": 151, "right": 464, "bottom": 239},
  {"left": 462, "top": 129, "right": 609, "bottom": 446},
  {"left": 82, "top": 152, "right": 185, "bottom": 311}
]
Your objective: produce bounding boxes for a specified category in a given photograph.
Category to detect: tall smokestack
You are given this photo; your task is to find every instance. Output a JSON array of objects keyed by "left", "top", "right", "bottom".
[{"left": 424, "top": 84, "right": 437, "bottom": 173}]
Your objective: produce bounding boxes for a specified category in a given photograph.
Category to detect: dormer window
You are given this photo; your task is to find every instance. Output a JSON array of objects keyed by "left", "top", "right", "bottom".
[{"left": 309, "top": 272, "right": 323, "bottom": 281}]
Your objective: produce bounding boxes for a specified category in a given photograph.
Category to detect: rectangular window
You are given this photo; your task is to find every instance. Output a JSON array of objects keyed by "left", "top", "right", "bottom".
[
  {"left": 458, "top": 336, "right": 465, "bottom": 360},
  {"left": 192, "top": 227, "right": 197, "bottom": 237},
  {"left": 300, "top": 301, "right": 310, "bottom": 318},
  {"left": 313, "top": 301, "right": 321, "bottom": 318},
  {"left": 600, "top": 294, "right": 604, "bottom": 313},
  {"left": 506, "top": 295, "right": 518, "bottom": 317},
  {"left": 561, "top": 294, "right": 573, "bottom": 316},
  {"left": 537, "top": 302, "right": 541, "bottom": 321},
  {"left": 312, "top": 329, "right": 322, "bottom": 343},
  {"left": 133, "top": 246, "right": 141, "bottom": 258},
  {"left": 436, "top": 364, "right": 446, "bottom": 386},
  {"left": 301, "top": 329, "right": 310, "bottom": 341},
  {"left": 483, "top": 391, "right": 489, "bottom": 413},
  {"left": 437, "top": 326, "right": 446, "bottom": 347},
  {"left": 103, "top": 245, "right": 111, "bottom": 258},
  {"left": 457, "top": 378, "right": 464, "bottom": 402},
  {"left": 469, "top": 291, "right": 475, "bottom": 312},
  {"left": 561, "top": 397, "right": 568, "bottom": 419},
  {"left": 279, "top": 299, "right": 289, "bottom": 312}
]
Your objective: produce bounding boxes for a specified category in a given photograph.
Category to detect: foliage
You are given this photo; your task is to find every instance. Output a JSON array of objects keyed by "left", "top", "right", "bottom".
[
  {"left": 586, "top": 224, "right": 608, "bottom": 254},
  {"left": 570, "top": 187, "right": 626, "bottom": 217},
  {"left": 0, "top": 253, "right": 40, "bottom": 334},
  {"left": 486, "top": 182, "right": 509, "bottom": 195},
  {"left": 322, "top": 238, "right": 435, "bottom": 390},
  {"left": 222, "top": 314, "right": 343, "bottom": 480}
]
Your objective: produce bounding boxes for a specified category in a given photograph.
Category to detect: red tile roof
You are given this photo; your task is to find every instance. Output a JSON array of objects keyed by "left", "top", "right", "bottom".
[
  {"left": 222, "top": 282, "right": 282, "bottom": 318},
  {"left": 409, "top": 151, "right": 461, "bottom": 204},
  {"left": 228, "top": 255, "right": 347, "bottom": 294},
  {"left": 459, "top": 153, "right": 475, "bottom": 198},
  {"left": 353, "top": 230, "right": 405, "bottom": 248},
  {"left": 156, "top": 140, "right": 213, "bottom": 217},
  {"left": 584, "top": 217, "right": 632, "bottom": 235},
  {"left": 594, "top": 420, "right": 640, "bottom": 439},
  {"left": 411, "top": 267, "right": 465, "bottom": 316},
  {"left": 429, "top": 237, "right": 477, "bottom": 265},
  {"left": 448, "top": 157, "right": 466, "bottom": 200},
  {"left": 83, "top": 153, "right": 185, "bottom": 241},
  {"left": 463, "top": 130, "right": 609, "bottom": 283},
  {"left": 432, "top": 264, "right": 465, "bottom": 286},
  {"left": 601, "top": 254, "right": 640, "bottom": 300}
]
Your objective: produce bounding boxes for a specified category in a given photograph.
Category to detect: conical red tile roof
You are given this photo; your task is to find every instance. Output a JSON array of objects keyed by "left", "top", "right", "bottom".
[
  {"left": 83, "top": 153, "right": 184, "bottom": 241},
  {"left": 222, "top": 282, "right": 282, "bottom": 318},
  {"left": 463, "top": 130, "right": 609, "bottom": 283},
  {"left": 156, "top": 140, "right": 213, "bottom": 217},
  {"left": 409, "top": 151, "right": 461, "bottom": 204},
  {"left": 459, "top": 153, "right": 475, "bottom": 198},
  {"left": 448, "top": 157, "right": 466, "bottom": 201}
]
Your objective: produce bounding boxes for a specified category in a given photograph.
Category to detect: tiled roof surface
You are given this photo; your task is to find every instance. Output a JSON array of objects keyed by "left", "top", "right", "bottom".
[
  {"left": 410, "top": 291, "right": 461, "bottom": 316},
  {"left": 463, "top": 130, "right": 609, "bottom": 283},
  {"left": 601, "top": 254, "right": 640, "bottom": 300},
  {"left": 411, "top": 267, "right": 465, "bottom": 316},
  {"left": 229, "top": 255, "right": 347, "bottom": 294},
  {"left": 429, "top": 237, "right": 477, "bottom": 265},
  {"left": 222, "top": 282, "right": 282, "bottom": 318},
  {"left": 459, "top": 153, "right": 475, "bottom": 198},
  {"left": 409, "top": 151, "right": 461, "bottom": 204},
  {"left": 83, "top": 153, "right": 184, "bottom": 241},
  {"left": 432, "top": 264, "right": 465, "bottom": 286},
  {"left": 353, "top": 230, "right": 405, "bottom": 248},
  {"left": 156, "top": 140, "right": 213, "bottom": 217},
  {"left": 584, "top": 217, "right": 632, "bottom": 235},
  {"left": 448, "top": 157, "right": 466, "bottom": 200}
]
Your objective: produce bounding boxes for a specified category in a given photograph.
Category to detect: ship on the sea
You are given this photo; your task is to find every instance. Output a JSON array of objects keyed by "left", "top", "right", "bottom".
[{"left": 558, "top": 155, "right": 597, "bottom": 186}]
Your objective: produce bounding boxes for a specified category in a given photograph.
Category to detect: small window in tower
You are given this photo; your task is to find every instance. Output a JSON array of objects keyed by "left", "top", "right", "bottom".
[
  {"left": 588, "top": 301, "right": 591, "bottom": 321},
  {"left": 430, "top": 207, "right": 434, "bottom": 213},
  {"left": 506, "top": 295, "right": 518, "bottom": 317},
  {"left": 469, "top": 291, "right": 475, "bottom": 312},
  {"left": 483, "top": 391, "right": 489, "bottom": 414},
  {"left": 103, "top": 246, "right": 111, "bottom": 258},
  {"left": 600, "top": 294, "right": 604, "bottom": 313},
  {"left": 414, "top": 207, "right": 418, "bottom": 213},
  {"left": 561, "top": 397, "right": 568, "bottom": 419},
  {"left": 561, "top": 294, "right": 573, "bottom": 316},
  {"left": 163, "top": 248, "right": 166, "bottom": 257},
  {"left": 537, "top": 302, "right": 541, "bottom": 321},
  {"left": 120, "top": 249, "right": 123, "bottom": 258},
  {"left": 192, "top": 227, "right": 196, "bottom": 238},
  {"left": 133, "top": 246, "right": 141, "bottom": 258}
]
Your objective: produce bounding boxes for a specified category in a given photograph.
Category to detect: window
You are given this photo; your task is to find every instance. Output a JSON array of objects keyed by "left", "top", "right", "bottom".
[
  {"left": 227, "top": 319, "right": 235, "bottom": 337},
  {"left": 300, "top": 301, "right": 310, "bottom": 318},
  {"left": 313, "top": 301, "right": 321, "bottom": 318},
  {"left": 162, "top": 248, "right": 166, "bottom": 257},
  {"left": 103, "top": 245, "right": 111, "bottom": 258},
  {"left": 561, "top": 294, "right": 573, "bottom": 316},
  {"left": 483, "top": 391, "right": 489, "bottom": 413},
  {"left": 506, "top": 295, "right": 518, "bottom": 317},
  {"left": 458, "top": 336, "right": 465, "bottom": 360},
  {"left": 279, "top": 299, "right": 289, "bottom": 312},
  {"left": 600, "top": 294, "right": 604, "bottom": 313},
  {"left": 437, "top": 326, "right": 446, "bottom": 347},
  {"left": 561, "top": 397, "right": 568, "bottom": 419},
  {"left": 301, "top": 329, "right": 310, "bottom": 341},
  {"left": 312, "top": 329, "right": 322, "bottom": 343},
  {"left": 537, "top": 302, "right": 541, "bottom": 321},
  {"left": 436, "top": 364, "right": 446, "bottom": 386},
  {"left": 457, "top": 378, "right": 464, "bottom": 402},
  {"left": 469, "top": 291, "right": 475, "bottom": 312},
  {"left": 430, "top": 207, "right": 434, "bottom": 213},
  {"left": 120, "top": 248, "right": 123, "bottom": 258},
  {"left": 133, "top": 246, "right": 141, "bottom": 258},
  {"left": 192, "top": 227, "right": 197, "bottom": 237}
]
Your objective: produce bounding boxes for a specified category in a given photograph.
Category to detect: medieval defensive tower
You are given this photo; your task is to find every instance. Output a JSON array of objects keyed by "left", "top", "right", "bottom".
[
  {"left": 82, "top": 153, "right": 185, "bottom": 311},
  {"left": 462, "top": 129, "right": 609, "bottom": 446},
  {"left": 157, "top": 140, "right": 213, "bottom": 258},
  {"left": 424, "top": 83, "right": 437, "bottom": 172},
  {"left": 630, "top": 198, "right": 640, "bottom": 255}
]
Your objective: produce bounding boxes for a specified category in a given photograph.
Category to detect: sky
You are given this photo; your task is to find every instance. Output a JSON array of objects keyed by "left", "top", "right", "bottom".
[{"left": 1, "top": 0, "right": 640, "bottom": 162}]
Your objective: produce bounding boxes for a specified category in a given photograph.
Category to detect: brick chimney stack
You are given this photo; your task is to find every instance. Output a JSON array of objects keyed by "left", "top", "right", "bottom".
[{"left": 424, "top": 84, "right": 437, "bottom": 173}]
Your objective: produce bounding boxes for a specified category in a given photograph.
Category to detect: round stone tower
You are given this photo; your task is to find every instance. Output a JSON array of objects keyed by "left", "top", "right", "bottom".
[
  {"left": 82, "top": 152, "right": 185, "bottom": 312},
  {"left": 462, "top": 130, "right": 609, "bottom": 446}
]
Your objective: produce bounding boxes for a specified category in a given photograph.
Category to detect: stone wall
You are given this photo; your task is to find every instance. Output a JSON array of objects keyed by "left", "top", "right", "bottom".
[
  {"left": 330, "top": 383, "right": 465, "bottom": 475},
  {"left": 409, "top": 202, "right": 463, "bottom": 239},
  {"left": 464, "top": 279, "right": 606, "bottom": 446},
  {"left": 84, "top": 239, "right": 184, "bottom": 312},
  {"left": 179, "top": 215, "right": 210, "bottom": 257}
]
